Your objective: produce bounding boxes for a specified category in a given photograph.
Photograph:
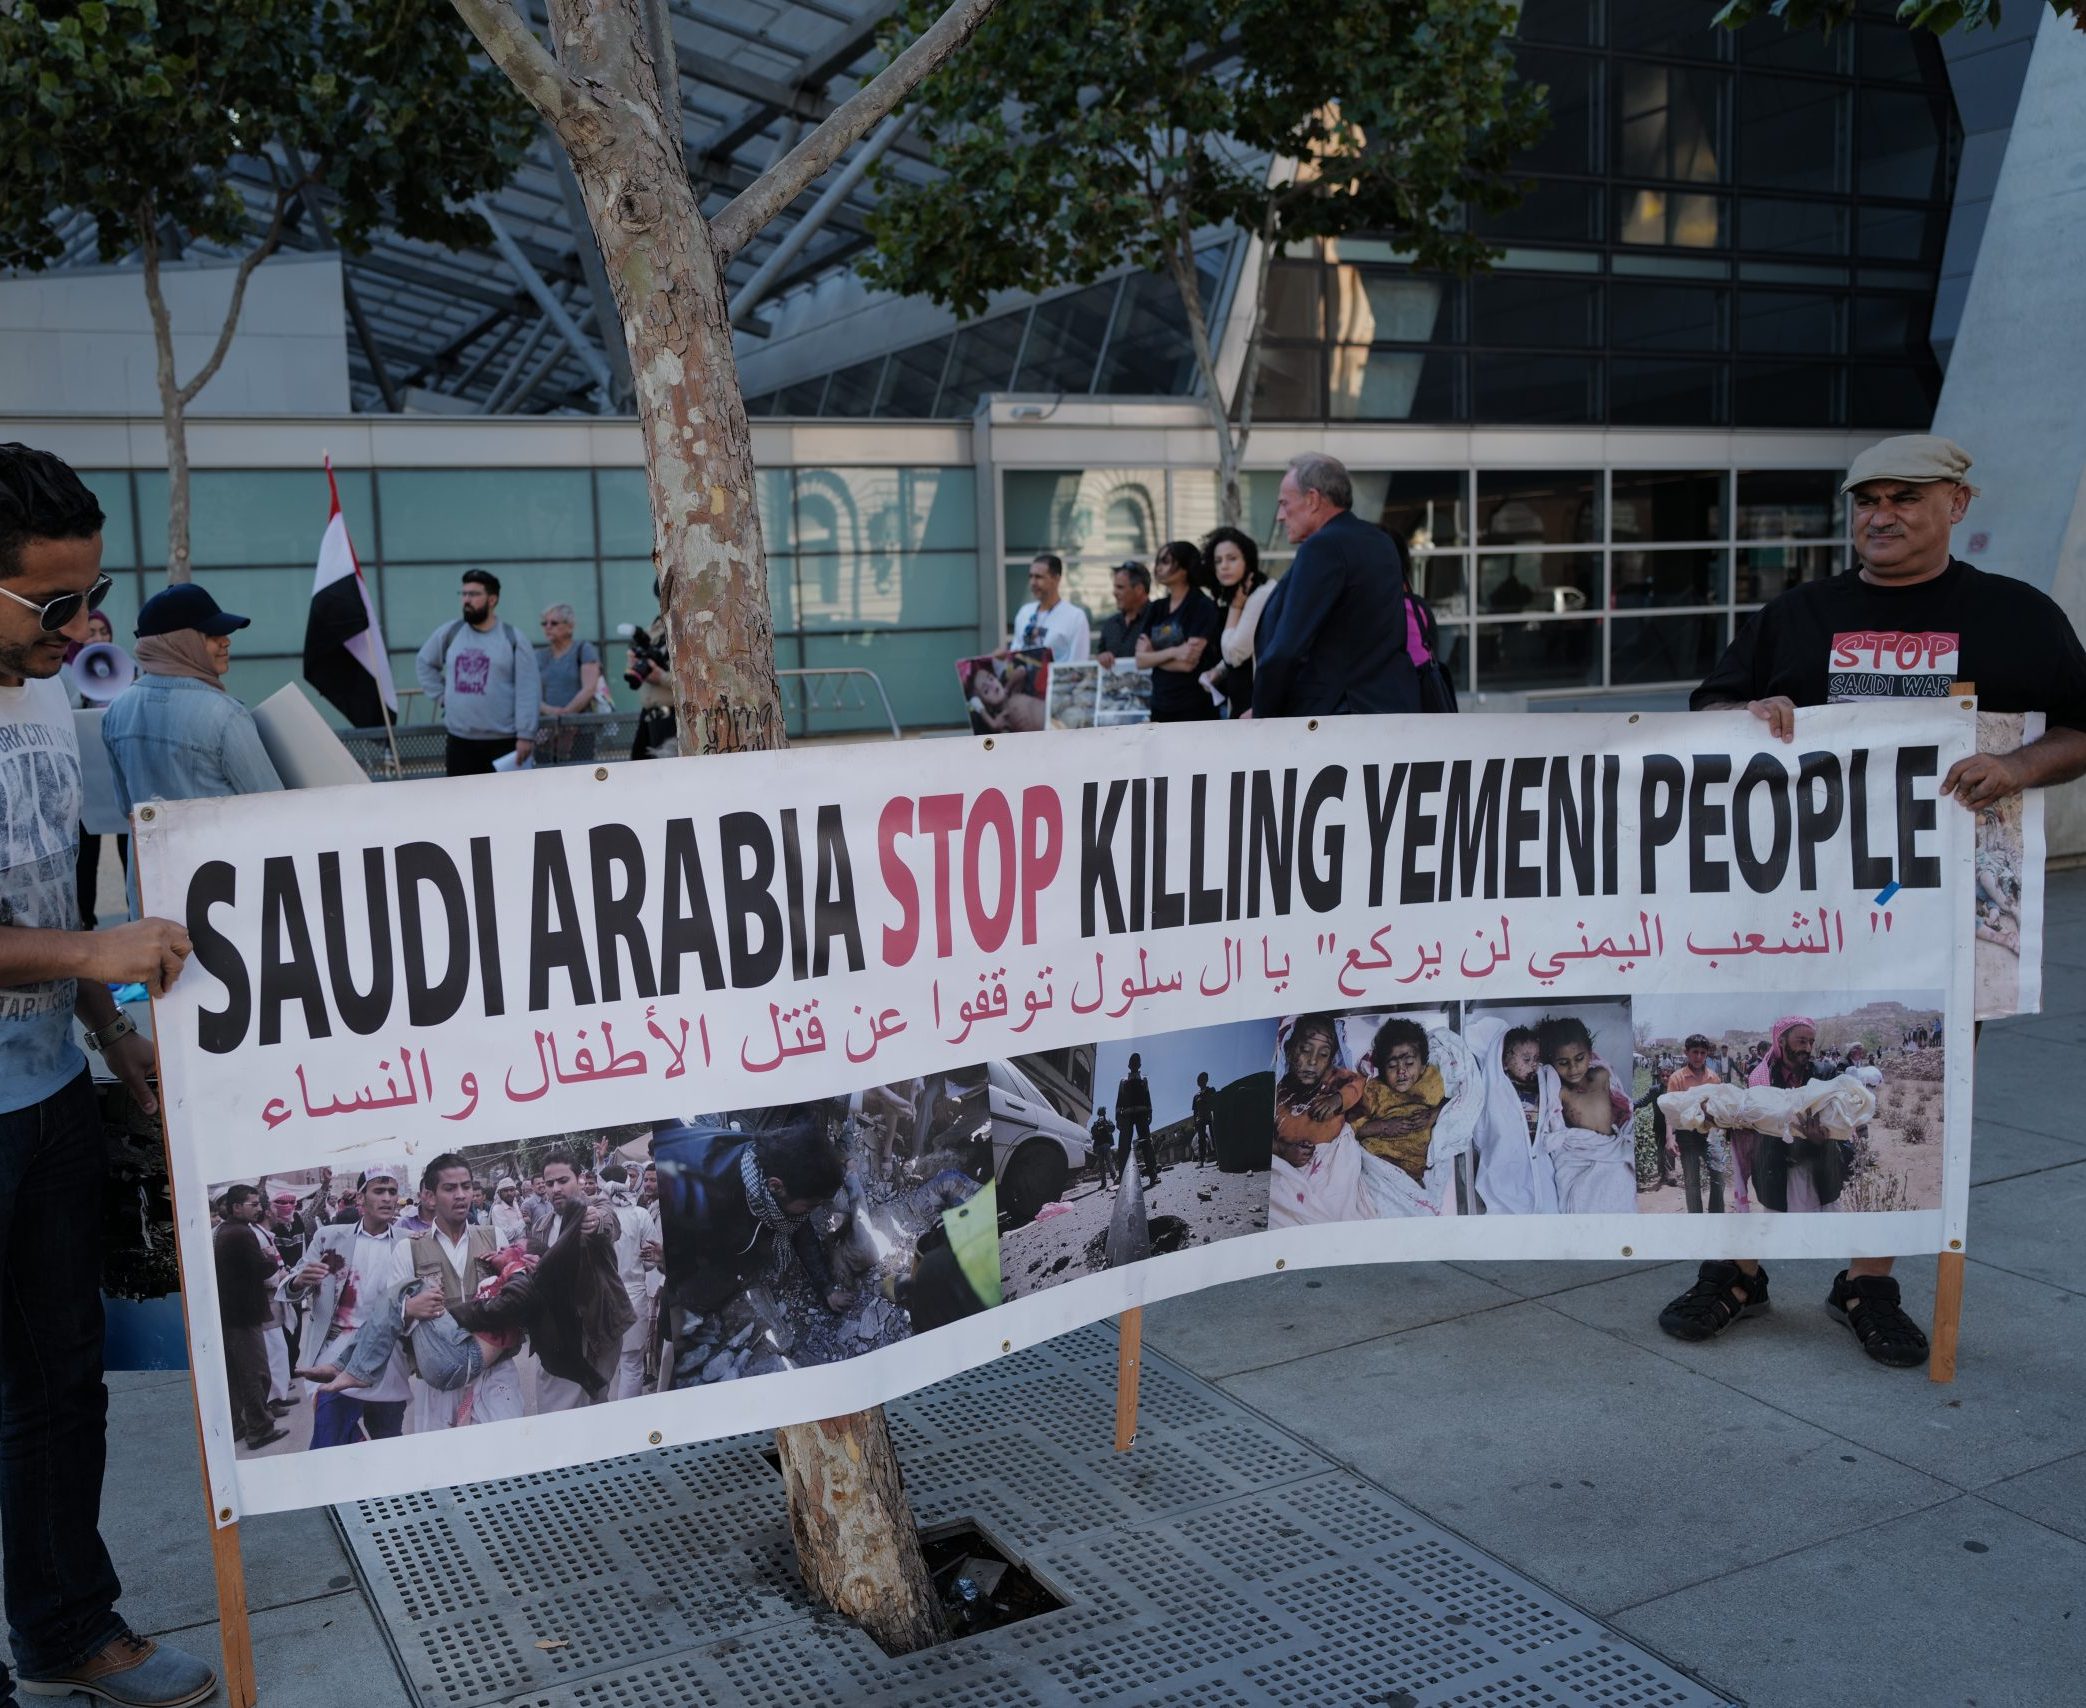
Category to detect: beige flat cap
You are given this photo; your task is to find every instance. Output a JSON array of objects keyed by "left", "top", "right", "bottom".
[{"left": 1840, "top": 434, "right": 1977, "bottom": 495}]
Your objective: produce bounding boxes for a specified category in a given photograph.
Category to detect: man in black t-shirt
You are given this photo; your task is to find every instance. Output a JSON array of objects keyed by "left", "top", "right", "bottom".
[{"left": 1660, "top": 434, "right": 2086, "bottom": 1370}]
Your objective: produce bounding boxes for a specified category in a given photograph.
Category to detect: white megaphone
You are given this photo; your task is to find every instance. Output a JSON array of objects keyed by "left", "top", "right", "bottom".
[{"left": 72, "top": 642, "right": 135, "bottom": 703}]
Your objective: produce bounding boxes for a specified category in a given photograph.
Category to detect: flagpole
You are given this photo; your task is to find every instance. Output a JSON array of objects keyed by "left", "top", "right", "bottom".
[{"left": 375, "top": 665, "right": 405, "bottom": 781}]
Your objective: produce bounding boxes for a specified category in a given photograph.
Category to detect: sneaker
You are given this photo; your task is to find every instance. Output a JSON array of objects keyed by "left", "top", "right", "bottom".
[
  {"left": 1656, "top": 1260, "right": 1771, "bottom": 1342},
  {"left": 19, "top": 1631, "right": 217, "bottom": 1706},
  {"left": 1826, "top": 1270, "right": 1929, "bottom": 1368}
]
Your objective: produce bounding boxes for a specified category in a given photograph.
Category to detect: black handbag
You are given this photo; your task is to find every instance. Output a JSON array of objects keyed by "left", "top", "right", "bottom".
[{"left": 1407, "top": 591, "right": 1459, "bottom": 714}]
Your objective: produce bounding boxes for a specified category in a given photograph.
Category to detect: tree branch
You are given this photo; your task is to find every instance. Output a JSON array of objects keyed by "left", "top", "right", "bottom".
[
  {"left": 136, "top": 210, "right": 177, "bottom": 411},
  {"left": 709, "top": 0, "right": 1002, "bottom": 263},
  {"left": 176, "top": 186, "right": 296, "bottom": 407},
  {"left": 448, "top": 0, "right": 577, "bottom": 125}
]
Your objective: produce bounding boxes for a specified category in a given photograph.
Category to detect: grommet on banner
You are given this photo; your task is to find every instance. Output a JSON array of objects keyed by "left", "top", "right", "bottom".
[
  {"left": 1621, "top": 1246, "right": 1634, "bottom": 1257},
  {"left": 1950, "top": 1239, "right": 1962, "bottom": 1250},
  {"left": 138, "top": 806, "right": 156, "bottom": 823},
  {"left": 647, "top": 1431, "right": 661, "bottom": 1445},
  {"left": 1000, "top": 1339, "right": 1011, "bottom": 1353},
  {"left": 594, "top": 767, "right": 609, "bottom": 781},
  {"left": 1275, "top": 1258, "right": 1286, "bottom": 1269},
  {"left": 1306, "top": 719, "right": 1319, "bottom": 732},
  {"left": 218, "top": 1506, "right": 231, "bottom": 1521},
  {"left": 983, "top": 737, "right": 996, "bottom": 751},
  {"left": 1628, "top": 713, "right": 1640, "bottom": 724}
]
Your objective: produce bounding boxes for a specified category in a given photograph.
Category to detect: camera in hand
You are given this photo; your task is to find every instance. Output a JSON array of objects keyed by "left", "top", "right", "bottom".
[{"left": 616, "top": 621, "right": 669, "bottom": 692}]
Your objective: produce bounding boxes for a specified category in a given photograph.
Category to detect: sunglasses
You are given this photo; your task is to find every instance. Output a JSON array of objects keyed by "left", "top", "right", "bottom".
[{"left": 0, "top": 573, "right": 114, "bottom": 633}]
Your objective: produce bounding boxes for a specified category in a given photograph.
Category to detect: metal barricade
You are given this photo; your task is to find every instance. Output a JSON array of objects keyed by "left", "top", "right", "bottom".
[
  {"left": 778, "top": 667, "right": 902, "bottom": 740},
  {"left": 338, "top": 712, "right": 628, "bottom": 781},
  {"left": 337, "top": 668, "right": 898, "bottom": 780}
]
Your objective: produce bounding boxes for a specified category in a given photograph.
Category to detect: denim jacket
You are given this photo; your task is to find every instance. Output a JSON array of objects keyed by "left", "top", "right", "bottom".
[{"left": 101, "top": 673, "right": 284, "bottom": 819}]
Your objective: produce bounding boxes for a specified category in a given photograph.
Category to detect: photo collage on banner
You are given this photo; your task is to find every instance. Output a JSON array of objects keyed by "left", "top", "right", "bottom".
[
  {"left": 1267, "top": 992, "right": 1948, "bottom": 1227},
  {"left": 209, "top": 1094, "right": 1006, "bottom": 1461}
]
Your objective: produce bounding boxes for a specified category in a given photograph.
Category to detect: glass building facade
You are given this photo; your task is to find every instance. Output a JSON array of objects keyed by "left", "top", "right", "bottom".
[
  {"left": 71, "top": 462, "right": 977, "bottom": 736},
  {"left": 744, "top": 247, "right": 1235, "bottom": 419},
  {"left": 1254, "top": 0, "right": 1959, "bottom": 428}
]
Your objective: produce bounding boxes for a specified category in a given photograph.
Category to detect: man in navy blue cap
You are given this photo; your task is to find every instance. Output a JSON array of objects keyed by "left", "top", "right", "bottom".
[{"left": 102, "top": 581, "right": 282, "bottom": 878}]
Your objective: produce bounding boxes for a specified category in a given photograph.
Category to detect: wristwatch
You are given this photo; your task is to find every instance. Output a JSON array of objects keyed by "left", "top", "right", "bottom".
[{"left": 84, "top": 1012, "right": 138, "bottom": 1054}]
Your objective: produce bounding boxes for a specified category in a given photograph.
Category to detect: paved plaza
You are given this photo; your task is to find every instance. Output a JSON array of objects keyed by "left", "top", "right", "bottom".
[{"left": 14, "top": 872, "right": 2085, "bottom": 1708}]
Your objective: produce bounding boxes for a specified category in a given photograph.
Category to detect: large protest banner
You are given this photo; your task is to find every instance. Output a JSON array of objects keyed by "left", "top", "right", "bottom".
[{"left": 136, "top": 704, "right": 1977, "bottom": 1522}]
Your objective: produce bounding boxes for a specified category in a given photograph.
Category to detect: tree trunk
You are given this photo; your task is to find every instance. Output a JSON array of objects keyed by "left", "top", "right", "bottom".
[
  {"left": 774, "top": 1410, "right": 945, "bottom": 1654},
  {"left": 1164, "top": 230, "right": 1245, "bottom": 528},
  {"left": 466, "top": 0, "right": 946, "bottom": 1652},
  {"left": 137, "top": 216, "right": 195, "bottom": 583}
]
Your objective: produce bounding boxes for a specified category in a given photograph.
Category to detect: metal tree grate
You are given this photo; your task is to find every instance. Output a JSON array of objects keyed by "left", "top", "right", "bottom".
[{"left": 335, "top": 1325, "right": 1732, "bottom": 1707}]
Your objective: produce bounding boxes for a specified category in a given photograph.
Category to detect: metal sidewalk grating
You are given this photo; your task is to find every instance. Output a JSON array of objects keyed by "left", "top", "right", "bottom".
[{"left": 335, "top": 1325, "right": 1732, "bottom": 1708}]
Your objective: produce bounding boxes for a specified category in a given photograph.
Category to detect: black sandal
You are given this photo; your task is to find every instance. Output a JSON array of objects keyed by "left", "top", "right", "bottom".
[
  {"left": 1826, "top": 1271, "right": 1929, "bottom": 1368},
  {"left": 1657, "top": 1260, "right": 1771, "bottom": 1342}
]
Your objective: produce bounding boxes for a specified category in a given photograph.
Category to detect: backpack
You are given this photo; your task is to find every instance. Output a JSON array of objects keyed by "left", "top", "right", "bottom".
[{"left": 1405, "top": 591, "right": 1459, "bottom": 715}]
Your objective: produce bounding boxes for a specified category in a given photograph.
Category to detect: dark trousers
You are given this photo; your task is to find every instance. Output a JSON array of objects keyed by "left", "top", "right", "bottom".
[
  {"left": 0, "top": 1071, "right": 124, "bottom": 1682},
  {"left": 73, "top": 829, "right": 127, "bottom": 930},
  {"left": 309, "top": 1390, "right": 407, "bottom": 1450},
  {"left": 1193, "top": 1117, "right": 1214, "bottom": 1165},
  {"left": 1676, "top": 1131, "right": 1724, "bottom": 1215},
  {"left": 223, "top": 1321, "right": 272, "bottom": 1441},
  {"left": 1118, "top": 1112, "right": 1156, "bottom": 1185},
  {"left": 444, "top": 734, "right": 514, "bottom": 776},
  {"left": 1093, "top": 1134, "right": 1118, "bottom": 1186}
]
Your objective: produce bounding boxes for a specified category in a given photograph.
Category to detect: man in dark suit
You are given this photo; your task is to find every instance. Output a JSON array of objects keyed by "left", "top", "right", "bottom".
[{"left": 1250, "top": 453, "right": 1419, "bottom": 719}]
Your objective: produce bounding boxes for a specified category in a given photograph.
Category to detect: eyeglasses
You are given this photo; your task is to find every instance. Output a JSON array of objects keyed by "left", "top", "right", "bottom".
[{"left": 0, "top": 574, "right": 113, "bottom": 633}]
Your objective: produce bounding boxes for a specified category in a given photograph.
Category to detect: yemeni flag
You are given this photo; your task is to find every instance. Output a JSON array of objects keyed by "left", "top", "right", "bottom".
[{"left": 302, "top": 459, "right": 396, "bottom": 728}]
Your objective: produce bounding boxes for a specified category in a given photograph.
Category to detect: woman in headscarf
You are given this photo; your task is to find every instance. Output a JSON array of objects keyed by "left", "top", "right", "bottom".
[{"left": 101, "top": 584, "right": 282, "bottom": 910}]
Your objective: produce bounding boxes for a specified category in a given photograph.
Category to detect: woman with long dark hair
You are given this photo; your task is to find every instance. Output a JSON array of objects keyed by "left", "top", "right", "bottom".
[
  {"left": 1198, "top": 525, "right": 1271, "bottom": 718},
  {"left": 1134, "top": 538, "right": 1224, "bottom": 723}
]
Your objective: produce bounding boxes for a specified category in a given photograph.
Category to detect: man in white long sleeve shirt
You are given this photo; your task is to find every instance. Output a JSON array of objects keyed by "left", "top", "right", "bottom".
[
  {"left": 597, "top": 1164, "right": 653, "bottom": 1399},
  {"left": 289, "top": 1164, "right": 424, "bottom": 1447},
  {"left": 1006, "top": 555, "right": 1090, "bottom": 663}
]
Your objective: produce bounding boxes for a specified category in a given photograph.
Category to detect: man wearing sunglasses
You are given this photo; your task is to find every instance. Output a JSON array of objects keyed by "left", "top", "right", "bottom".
[{"left": 0, "top": 445, "right": 217, "bottom": 1706}]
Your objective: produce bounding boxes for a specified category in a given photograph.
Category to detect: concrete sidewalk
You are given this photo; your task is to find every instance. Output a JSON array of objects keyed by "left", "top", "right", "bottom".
[
  {"left": 21, "top": 875, "right": 2086, "bottom": 1707},
  {"left": 1144, "top": 868, "right": 2086, "bottom": 1706}
]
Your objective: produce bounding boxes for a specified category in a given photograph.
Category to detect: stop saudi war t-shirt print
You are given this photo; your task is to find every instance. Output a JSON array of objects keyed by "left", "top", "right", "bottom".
[{"left": 1827, "top": 628, "right": 1961, "bottom": 702}]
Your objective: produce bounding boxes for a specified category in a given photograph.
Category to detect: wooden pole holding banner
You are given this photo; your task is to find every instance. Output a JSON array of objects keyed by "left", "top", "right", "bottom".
[
  {"left": 1930, "top": 1252, "right": 1966, "bottom": 1385},
  {"left": 134, "top": 811, "right": 259, "bottom": 1706},
  {"left": 1927, "top": 685, "right": 1977, "bottom": 1385},
  {"left": 1115, "top": 1309, "right": 1143, "bottom": 1452}
]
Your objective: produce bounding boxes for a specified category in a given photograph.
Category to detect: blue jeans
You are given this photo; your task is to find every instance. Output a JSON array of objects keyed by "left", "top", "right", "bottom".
[
  {"left": 0, "top": 1071, "right": 125, "bottom": 1685},
  {"left": 337, "top": 1280, "right": 486, "bottom": 1392},
  {"left": 308, "top": 1390, "right": 407, "bottom": 1449}
]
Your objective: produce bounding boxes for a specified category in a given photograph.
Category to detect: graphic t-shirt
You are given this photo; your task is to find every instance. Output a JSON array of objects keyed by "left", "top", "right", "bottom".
[
  {"left": 0, "top": 673, "right": 85, "bottom": 1113},
  {"left": 1695, "top": 561, "right": 2086, "bottom": 726},
  {"left": 1142, "top": 590, "right": 1224, "bottom": 722}
]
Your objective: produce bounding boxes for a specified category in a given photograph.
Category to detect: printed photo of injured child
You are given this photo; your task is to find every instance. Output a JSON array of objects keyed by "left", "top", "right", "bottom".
[
  {"left": 1461, "top": 997, "right": 1639, "bottom": 1216},
  {"left": 1631, "top": 991, "right": 1946, "bottom": 1217},
  {"left": 655, "top": 1096, "right": 1001, "bottom": 1390},
  {"left": 1269, "top": 1007, "right": 1471, "bottom": 1227}
]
